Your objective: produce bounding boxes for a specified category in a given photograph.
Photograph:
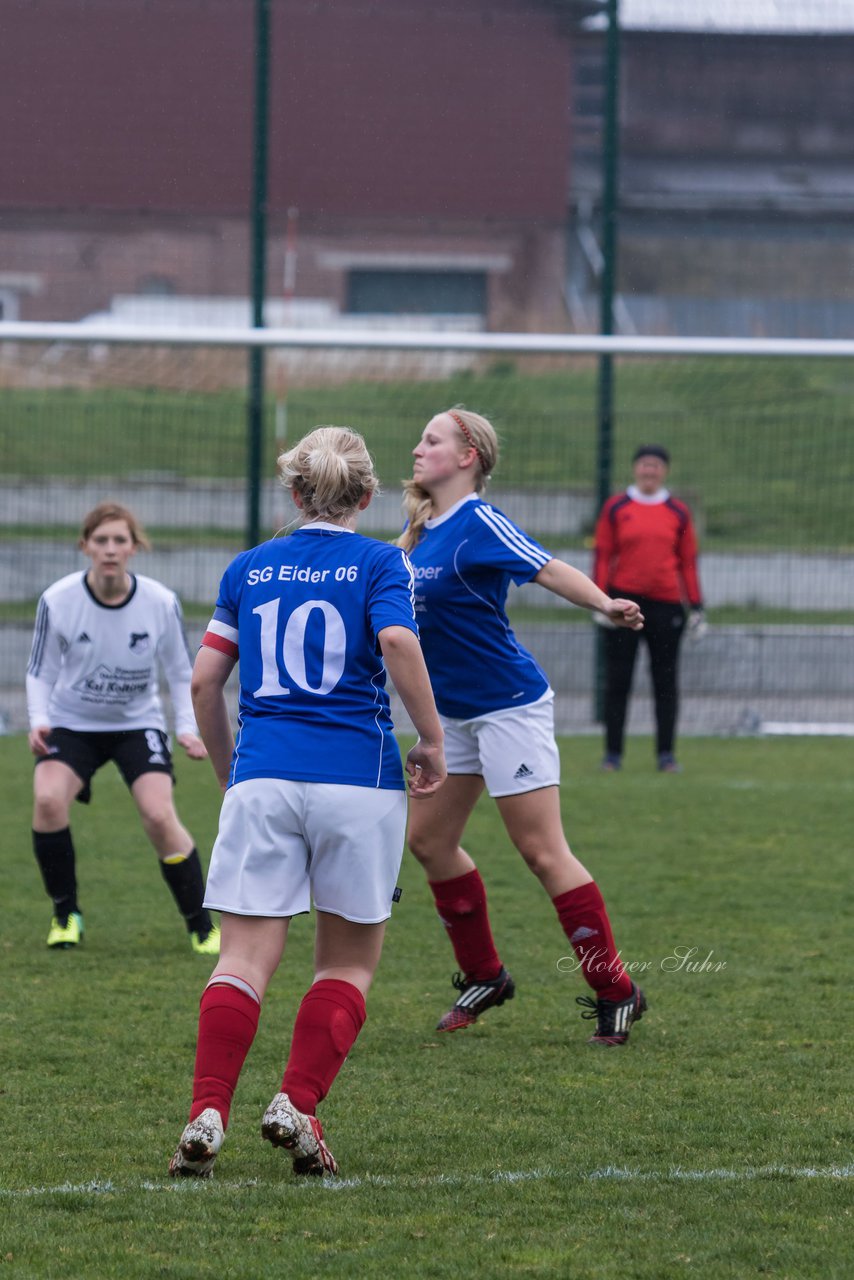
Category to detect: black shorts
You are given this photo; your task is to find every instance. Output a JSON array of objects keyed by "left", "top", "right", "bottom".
[{"left": 35, "top": 727, "right": 174, "bottom": 805}]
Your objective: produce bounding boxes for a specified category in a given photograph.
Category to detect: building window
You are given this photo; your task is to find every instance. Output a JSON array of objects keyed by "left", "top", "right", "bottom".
[
  {"left": 346, "top": 270, "right": 486, "bottom": 316},
  {"left": 137, "top": 274, "right": 177, "bottom": 297},
  {"left": 0, "top": 289, "right": 19, "bottom": 321}
]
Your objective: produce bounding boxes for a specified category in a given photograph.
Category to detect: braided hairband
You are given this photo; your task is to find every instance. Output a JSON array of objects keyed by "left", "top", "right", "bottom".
[{"left": 447, "top": 410, "right": 488, "bottom": 473}]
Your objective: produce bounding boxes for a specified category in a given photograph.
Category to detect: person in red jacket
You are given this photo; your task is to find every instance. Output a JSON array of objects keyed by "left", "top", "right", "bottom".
[{"left": 592, "top": 444, "right": 705, "bottom": 773}]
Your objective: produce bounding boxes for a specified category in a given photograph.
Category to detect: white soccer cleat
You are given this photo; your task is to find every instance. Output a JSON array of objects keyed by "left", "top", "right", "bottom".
[
  {"left": 261, "top": 1092, "right": 338, "bottom": 1177},
  {"left": 168, "top": 1107, "right": 224, "bottom": 1178}
]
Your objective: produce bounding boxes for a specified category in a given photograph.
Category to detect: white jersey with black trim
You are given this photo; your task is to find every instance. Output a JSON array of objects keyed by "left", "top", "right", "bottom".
[
  {"left": 408, "top": 493, "right": 553, "bottom": 720},
  {"left": 26, "top": 572, "right": 196, "bottom": 735}
]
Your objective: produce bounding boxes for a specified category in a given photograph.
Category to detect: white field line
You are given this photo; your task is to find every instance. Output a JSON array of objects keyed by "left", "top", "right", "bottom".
[{"left": 2, "top": 1164, "right": 853, "bottom": 1198}]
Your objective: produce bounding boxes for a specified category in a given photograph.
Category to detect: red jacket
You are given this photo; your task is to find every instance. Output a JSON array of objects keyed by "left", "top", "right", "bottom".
[{"left": 593, "top": 490, "right": 702, "bottom": 607}]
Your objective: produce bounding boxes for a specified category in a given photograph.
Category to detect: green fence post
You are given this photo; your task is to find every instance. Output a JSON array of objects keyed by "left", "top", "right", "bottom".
[
  {"left": 247, "top": 0, "right": 271, "bottom": 550},
  {"left": 594, "top": 0, "right": 620, "bottom": 723}
]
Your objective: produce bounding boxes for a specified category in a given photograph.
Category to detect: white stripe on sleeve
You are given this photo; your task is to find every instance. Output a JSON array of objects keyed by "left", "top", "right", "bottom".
[{"left": 474, "top": 506, "right": 551, "bottom": 570}]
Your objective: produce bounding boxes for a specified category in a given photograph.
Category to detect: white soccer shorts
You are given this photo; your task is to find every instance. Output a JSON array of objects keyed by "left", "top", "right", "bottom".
[
  {"left": 440, "top": 692, "right": 561, "bottom": 798},
  {"left": 204, "top": 778, "right": 407, "bottom": 924}
]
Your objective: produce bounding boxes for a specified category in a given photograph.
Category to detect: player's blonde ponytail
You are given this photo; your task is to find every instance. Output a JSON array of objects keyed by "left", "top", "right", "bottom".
[
  {"left": 398, "top": 481, "right": 433, "bottom": 554},
  {"left": 278, "top": 426, "right": 379, "bottom": 523}
]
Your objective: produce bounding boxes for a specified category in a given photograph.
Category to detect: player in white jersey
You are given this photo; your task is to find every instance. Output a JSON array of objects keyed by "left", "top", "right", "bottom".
[
  {"left": 26, "top": 502, "right": 220, "bottom": 956},
  {"left": 400, "top": 408, "right": 649, "bottom": 1047},
  {"left": 169, "top": 427, "right": 445, "bottom": 1180}
]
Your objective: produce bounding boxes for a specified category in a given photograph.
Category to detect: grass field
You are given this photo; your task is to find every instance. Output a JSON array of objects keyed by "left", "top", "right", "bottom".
[
  {"left": 2, "top": 734, "right": 852, "bottom": 1279},
  {"left": 4, "top": 356, "right": 854, "bottom": 549}
]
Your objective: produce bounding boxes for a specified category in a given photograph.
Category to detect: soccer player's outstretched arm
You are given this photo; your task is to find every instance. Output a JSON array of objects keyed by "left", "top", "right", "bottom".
[
  {"left": 378, "top": 625, "right": 446, "bottom": 797},
  {"left": 534, "top": 558, "right": 644, "bottom": 630}
]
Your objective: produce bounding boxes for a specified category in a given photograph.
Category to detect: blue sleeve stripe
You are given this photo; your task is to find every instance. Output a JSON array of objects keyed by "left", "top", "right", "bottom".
[
  {"left": 213, "top": 604, "right": 239, "bottom": 627},
  {"left": 475, "top": 506, "right": 551, "bottom": 569}
]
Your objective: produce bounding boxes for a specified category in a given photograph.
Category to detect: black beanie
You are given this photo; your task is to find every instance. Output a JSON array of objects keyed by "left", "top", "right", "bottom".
[{"left": 632, "top": 444, "right": 670, "bottom": 465}]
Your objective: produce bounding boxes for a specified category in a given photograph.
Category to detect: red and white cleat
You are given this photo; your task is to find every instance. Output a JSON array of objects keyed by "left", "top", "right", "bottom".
[{"left": 261, "top": 1092, "right": 338, "bottom": 1177}]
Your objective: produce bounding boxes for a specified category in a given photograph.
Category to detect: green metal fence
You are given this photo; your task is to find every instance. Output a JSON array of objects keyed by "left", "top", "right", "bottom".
[{"left": 2, "top": 328, "right": 853, "bottom": 736}]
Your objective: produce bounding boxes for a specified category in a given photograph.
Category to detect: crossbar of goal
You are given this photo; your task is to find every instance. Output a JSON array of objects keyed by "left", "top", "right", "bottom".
[{"left": 2, "top": 321, "right": 854, "bottom": 358}]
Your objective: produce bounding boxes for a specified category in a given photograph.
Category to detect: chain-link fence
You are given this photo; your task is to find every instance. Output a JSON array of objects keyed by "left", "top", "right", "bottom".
[
  {"left": 3, "top": 2, "right": 854, "bottom": 338},
  {"left": 3, "top": 328, "right": 853, "bottom": 735},
  {"left": 3, "top": 1, "right": 853, "bottom": 734}
]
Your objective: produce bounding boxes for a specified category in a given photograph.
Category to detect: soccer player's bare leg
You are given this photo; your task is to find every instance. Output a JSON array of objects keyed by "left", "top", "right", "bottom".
[
  {"left": 212, "top": 912, "right": 289, "bottom": 1001},
  {"left": 32, "top": 758, "right": 82, "bottom": 833},
  {"left": 406, "top": 772, "right": 484, "bottom": 881},
  {"left": 131, "top": 771, "right": 193, "bottom": 857},
  {"left": 495, "top": 785, "right": 591, "bottom": 898},
  {"left": 313, "top": 910, "right": 385, "bottom": 997}
]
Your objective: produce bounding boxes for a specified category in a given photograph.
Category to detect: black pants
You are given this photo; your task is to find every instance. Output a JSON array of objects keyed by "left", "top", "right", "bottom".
[{"left": 603, "top": 596, "right": 686, "bottom": 758}]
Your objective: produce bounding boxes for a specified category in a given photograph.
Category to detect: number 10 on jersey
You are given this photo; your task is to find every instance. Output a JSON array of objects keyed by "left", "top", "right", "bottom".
[{"left": 252, "top": 598, "right": 347, "bottom": 698}]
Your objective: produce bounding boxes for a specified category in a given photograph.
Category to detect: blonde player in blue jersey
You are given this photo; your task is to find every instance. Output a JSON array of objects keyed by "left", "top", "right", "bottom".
[
  {"left": 169, "top": 426, "right": 445, "bottom": 1180},
  {"left": 400, "top": 408, "right": 648, "bottom": 1047}
]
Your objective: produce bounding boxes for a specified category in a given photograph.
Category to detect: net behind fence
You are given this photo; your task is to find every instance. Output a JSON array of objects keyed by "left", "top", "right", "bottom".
[{"left": 2, "top": 330, "right": 853, "bottom": 735}]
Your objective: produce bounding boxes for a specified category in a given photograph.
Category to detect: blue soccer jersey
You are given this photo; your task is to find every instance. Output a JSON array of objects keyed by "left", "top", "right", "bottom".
[
  {"left": 202, "top": 523, "right": 417, "bottom": 790},
  {"left": 408, "top": 494, "right": 553, "bottom": 719}
]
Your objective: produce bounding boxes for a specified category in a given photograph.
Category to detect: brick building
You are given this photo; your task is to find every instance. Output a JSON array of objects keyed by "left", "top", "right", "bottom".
[
  {"left": 3, "top": 1, "right": 853, "bottom": 338},
  {"left": 0, "top": 0, "right": 578, "bottom": 330},
  {"left": 569, "top": 5, "right": 854, "bottom": 335}
]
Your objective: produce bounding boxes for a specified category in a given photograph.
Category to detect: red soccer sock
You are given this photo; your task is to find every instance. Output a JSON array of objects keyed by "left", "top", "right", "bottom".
[
  {"left": 428, "top": 869, "right": 503, "bottom": 982},
  {"left": 280, "top": 979, "right": 367, "bottom": 1117},
  {"left": 553, "top": 881, "right": 633, "bottom": 1002},
  {"left": 189, "top": 977, "right": 261, "bottom": 1127}
]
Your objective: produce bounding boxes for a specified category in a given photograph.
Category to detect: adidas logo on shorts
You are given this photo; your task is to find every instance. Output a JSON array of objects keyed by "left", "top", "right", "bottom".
[{"left": 513, "top": 763, "right": 533, "bottom": 780}]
